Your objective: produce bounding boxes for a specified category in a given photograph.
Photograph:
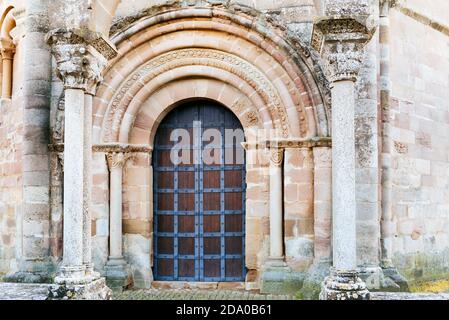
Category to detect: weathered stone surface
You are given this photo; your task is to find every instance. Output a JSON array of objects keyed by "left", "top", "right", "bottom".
[
  {"left": 299, "top": 261, "right": 331, "bottom": 300},
  {"left": 320, "top": 269, "right": 370, "bottom": 300},
  {"left": 48, "top": 278, "right": 112, "bottom": 300},
  {"left": 0, "top": 283, "right": 50, "bottom": 300},
  {"left": 260, "top": 264, "right": 305, "bottom": 295}
]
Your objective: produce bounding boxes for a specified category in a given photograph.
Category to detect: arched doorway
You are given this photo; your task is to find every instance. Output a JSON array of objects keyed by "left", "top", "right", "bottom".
[{"left": 153, "top": 100, "right": 247, "bottom": 282}]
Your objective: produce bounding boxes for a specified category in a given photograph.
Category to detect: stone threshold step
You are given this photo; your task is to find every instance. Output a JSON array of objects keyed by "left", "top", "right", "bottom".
[
  {"left": 152, "top": 281, "right": 246, "bottom": 291},
  {"left": 0, "top": 283, "right": 51, "bottom": 300}
]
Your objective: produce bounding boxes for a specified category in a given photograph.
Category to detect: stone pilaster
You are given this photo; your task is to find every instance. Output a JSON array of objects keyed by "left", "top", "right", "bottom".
[
  {"left": 354, "top": 0, "right": 382, "bottom": 289},
  {"left": 105, "top": 152, "right": 133, "bottom": 292},
  {"left": 378, "top": 0, "right": 409, "bottom": 292},
  {"left": 312, "top": 1, "right": 375, "bottom": 300},
  {"left": 4, "top": 8, "right": 54, "bottom": 284}
]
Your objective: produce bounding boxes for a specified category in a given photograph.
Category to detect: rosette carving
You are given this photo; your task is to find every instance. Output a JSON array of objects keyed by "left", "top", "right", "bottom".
[{"left": 270, "top": 148, "right": 284, "bottom": 167}]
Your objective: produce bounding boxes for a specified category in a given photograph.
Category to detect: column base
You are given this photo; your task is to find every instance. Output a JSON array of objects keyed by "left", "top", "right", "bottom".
[
  {"left": 319, "top": 268, "right": 370, "bottom": 300},
  {"left": 382, "top": 266, "right": 410, "bottom": 292},
  {"left": 84, "top": 263, "right": 101, "bottom": 282},
  {"left": 105, "top": 257, "right": 132, "bottom": 293},
  {"left": 48, "top": 278, "right": 112, "bottom": 300},
  {"left": 54, "top": 265, "right": 88, "bottom": 285},
  {"left": 260, "top": 258, "right": 303, "bottom": 295},
  {"left": 358, "top": 265, "right": 410, "bottom": 292}
]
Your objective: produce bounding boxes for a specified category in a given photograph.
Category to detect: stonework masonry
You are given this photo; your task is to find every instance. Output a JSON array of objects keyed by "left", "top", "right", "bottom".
[{"left": 0, "top": 0, "right": 448, "bottom": 300}]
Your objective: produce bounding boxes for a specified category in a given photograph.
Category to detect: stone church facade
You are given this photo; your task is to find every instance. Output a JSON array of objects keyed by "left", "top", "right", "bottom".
[{"left": 0, "top": 0, "right": 448, "bottom": 299}]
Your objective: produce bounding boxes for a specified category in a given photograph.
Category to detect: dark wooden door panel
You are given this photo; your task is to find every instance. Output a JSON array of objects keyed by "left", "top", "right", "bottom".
[{"left": 154, "top": 101, "right": 246, "bottom": 282}]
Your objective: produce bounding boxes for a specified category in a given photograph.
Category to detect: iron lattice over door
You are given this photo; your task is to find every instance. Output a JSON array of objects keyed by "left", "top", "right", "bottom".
[{"left": 153, "top": 100, "right": 247, "bottom": 282}]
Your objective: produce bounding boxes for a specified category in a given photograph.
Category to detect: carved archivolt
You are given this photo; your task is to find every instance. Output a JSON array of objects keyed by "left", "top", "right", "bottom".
[
  {"left": 104, "top": 48, "right": 291, "bottom": 141},
  {"left": 97, "top": 6, "right": 332, "bottom": 144}
]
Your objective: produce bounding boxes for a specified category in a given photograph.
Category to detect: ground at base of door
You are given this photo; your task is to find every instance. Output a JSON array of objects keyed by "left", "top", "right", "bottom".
[
  {"left": 2, "top": 283, "right": 449, "bottom": 300},
  {"left": 113, "top": 289, "right": 294, "bottom": 300}
]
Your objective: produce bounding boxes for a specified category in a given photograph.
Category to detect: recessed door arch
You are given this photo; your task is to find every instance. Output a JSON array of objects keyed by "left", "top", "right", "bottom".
[{"left": 153, "top": 100, "right": 247, "bottom": 282}]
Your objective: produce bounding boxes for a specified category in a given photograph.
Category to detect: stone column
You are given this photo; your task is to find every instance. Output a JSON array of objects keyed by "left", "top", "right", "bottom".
[
  {"left": 332, "top": 80, "right": 358, "bottom": 270},
  {"left": 44, "top": 27, "right": 116, "bottom": 299},
  {"left": 105, "top": 152, "right": 132, "bottom": 291},
  {"left": 0, "top": 39, "right": 14, "bottom": 99},
  {"left": 58, "top": 86, "right": 86, "bottom": 283},
  {"left": 269, "top": 147, "right": 285, "bottom": 263},
  {"left": 312, "top": 3, "right": 375, "bottom": 300},
  {"left": 83, "top": 92, "right": 98, "bottom": 279},
  {"left": 46, "top": 30, "right": 104, "bottom": 285},
  {"left": 261, "top": 145, "right": 289, "bottom": 294}
]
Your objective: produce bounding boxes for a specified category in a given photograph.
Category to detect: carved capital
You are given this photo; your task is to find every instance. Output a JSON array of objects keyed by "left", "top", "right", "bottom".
[
  {"left": 380, "top": 0, "right": 398, "bottom": 16},
  {"left": 312, "top": 16, "right": 376, "bottom": 82},
  {"left": 106, "top": 152, "right": 133, "bottom": 170},
  {"left": 84, "top": 52, "right": 106, "bottom": 95},
  {"left": 0, "top": 38, "right": 15, "bottom": 60},
  {"left": 270, "top": 148, "right": 284, "bottom": 167},
  {"left": 47, "top": 29, "right": 107, "bottom": 91},
  {"left": 379, "top": 0, "right": 398, "bottom": 9}
]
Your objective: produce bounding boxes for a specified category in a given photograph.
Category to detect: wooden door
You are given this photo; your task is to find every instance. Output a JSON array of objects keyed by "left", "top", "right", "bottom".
[{"left": 153, "top": 100, "right": 246, "bottom": 282}]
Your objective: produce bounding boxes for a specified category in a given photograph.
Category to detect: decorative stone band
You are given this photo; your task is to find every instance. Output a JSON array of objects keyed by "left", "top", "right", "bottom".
[
  {"left": 88, "top": 36, "right": 117, "bottom": 61},
  {"left": 242, "top": 137, "right": 332, "bottom": 151},
  {"left": 49, "top": 143, "right": 152, "bottom": 154},
  {"left": 266, "top": 137, "right": 332, "bottom": 149},
  {"left": 395, "top": 2, "right": 449, "bottom": 37},
  {"left": 311, "top": 16, "right": 376, "bottom": 83},
  {"left": 49, "top": 143, "right": 65, "bottom": 153},
  {"left": 46, "top": 28, "right": 117, "bottom": 91},
  {"left": 93, "top": 143, "right": 153, "bottom": 154}
]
